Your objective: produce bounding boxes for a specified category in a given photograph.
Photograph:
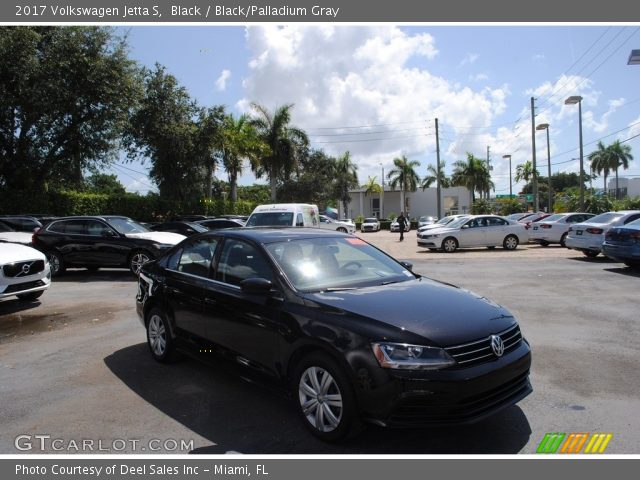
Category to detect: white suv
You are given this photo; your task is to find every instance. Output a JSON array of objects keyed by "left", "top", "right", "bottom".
[{"left": 0, "top": 243, "right": 51, "bottom": 301}]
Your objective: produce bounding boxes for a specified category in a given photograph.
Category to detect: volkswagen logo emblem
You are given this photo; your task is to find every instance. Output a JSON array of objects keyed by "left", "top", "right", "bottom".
[
  {"left": 21, "top": 263, "right": 31, "bottom": 275},
  {"left": 490, "top": 335, "right": 505, "bottom": 357}
]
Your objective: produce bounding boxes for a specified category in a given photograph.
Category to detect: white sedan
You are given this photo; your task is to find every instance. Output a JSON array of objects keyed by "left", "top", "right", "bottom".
[
  {"left": 529, "top": 212, "right": 595, "bottom": 247},
  {"left": 417, "top": 215, "right": 529, "bottom": 253},
  {"left": 565, "top": 210, "right": 640, "bottom": 257},
  {"left": 0, "top": 220, "right": 34, "bottom": 245},
  {"left": 1, "top": 243, "right": 51, "bottom": 301},
  {"left": 318, "top": 215, "right": 356, "bottom": 234}
]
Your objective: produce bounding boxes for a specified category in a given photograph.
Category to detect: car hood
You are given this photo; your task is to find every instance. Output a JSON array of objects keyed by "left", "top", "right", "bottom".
[
  {"left": 0, "top": 242, "right": 46, "bottom": 263},
  {"left": 303, "top": 278, "right": 515, "bottom": 346},
  {"left": 418, "top": 226, "right": 458, "bottom": 235},
  {"left": 0, "top": 232, "right": 33, "bottom": 245},
  {"left": 124, "top": 231, "right": 186, "bottom": 243}
]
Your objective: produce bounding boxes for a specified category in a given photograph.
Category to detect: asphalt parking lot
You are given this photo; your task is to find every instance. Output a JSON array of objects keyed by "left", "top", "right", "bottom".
[{"left": 1, "top": 231, "right": 639, "bottom": 454}]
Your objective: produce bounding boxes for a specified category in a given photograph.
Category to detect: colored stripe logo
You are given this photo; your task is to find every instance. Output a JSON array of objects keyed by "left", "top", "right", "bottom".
[{"left": 537, "top": 433, "right": 612, "bottom": 454}]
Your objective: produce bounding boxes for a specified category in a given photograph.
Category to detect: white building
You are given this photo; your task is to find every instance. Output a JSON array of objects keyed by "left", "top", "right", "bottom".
[
  {"left": 606, "top": 177, "right": 640, "bottom": 198},
  {"left": 343, "top": 186, "right": 472, "bottom": 220}
]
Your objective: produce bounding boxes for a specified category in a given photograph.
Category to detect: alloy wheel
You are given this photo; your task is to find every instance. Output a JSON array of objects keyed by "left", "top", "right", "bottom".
[
  {"left": 298, "top": 366, "right": 344, "bottom": 433},
  {"left": 148, "top": 314, "right": 167, "bottom": 357}
]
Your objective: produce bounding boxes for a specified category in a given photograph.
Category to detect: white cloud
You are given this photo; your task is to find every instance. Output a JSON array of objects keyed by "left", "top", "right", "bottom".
[
  {"left": 238, "top": 26, "right": 510, "bottom": 184},
  {"left": 469, "top": 73, "right": 489, "bottom": 82},
  {"left": 458, "top": 53, "right": 479, "bottom": 67},
  {"left": 215, "top": 69, "right": 231, "bottom": 91}
]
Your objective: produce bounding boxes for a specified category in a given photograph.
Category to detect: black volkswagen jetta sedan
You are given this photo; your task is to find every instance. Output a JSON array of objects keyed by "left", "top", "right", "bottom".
[{"left": 136, "top": 228, "right": 532, "bottom": 441}]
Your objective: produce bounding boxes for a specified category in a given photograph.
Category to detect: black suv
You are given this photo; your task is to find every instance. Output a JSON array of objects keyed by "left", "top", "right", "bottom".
[
  {"left": 32, "top": 216, "right": 185, "bottom": 275},
  {"left": 0, "top": 216, "right": 43, "bottom": 232}
]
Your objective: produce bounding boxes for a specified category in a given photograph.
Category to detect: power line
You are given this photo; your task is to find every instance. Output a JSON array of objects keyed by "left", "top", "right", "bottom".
[
  {"left": 312, "top": 133, "right": 433, "bottom": 145},
  {"left": 310, "top": 127, "right": 429, "bottom": 138}
]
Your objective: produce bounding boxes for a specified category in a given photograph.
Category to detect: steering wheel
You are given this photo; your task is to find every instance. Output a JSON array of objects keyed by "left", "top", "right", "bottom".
[{"left": 340, "top": 261, "right": 362, "bottom": 272}]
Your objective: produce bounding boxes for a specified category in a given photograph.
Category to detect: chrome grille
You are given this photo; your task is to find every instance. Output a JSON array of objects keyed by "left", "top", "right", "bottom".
[
  {"left": 445, "top": 324, "right": 523, "bottom": 367},
  {"left": 2, "top": 260, "right": 45, "bottom": 278}
]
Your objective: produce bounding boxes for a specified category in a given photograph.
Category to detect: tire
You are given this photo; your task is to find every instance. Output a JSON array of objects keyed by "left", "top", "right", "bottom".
[
  {"left": 337, "top": 227, "right": 347, "bottom": 233},
  {"left": 441, "top": 237, "right": 458, "bottom": 253},
  {"left": 540, "top": 241, "right": 550, "bottom": 247},
  {"left": 503, "top": 235, "right": 519, "bottom": 250},
  {"left": 146, "top": 308, "right": 176, "bottom": 363},
  {"left": 17, "top": 290, "right": 44, "bottom": 301},
  {"left": 487, "top": 246, "right": 496, "bottom": 250},
  {"left": 294, "top": 352, "right": 360, "bottom": 442},
  {"left": 129, "top": 250, "right": 153, "bottom": 275},
  {"left": 583, "top": 250, "right": 599, "bottom": 258},
  {"left": 46, "top": 251, "right": 66, "bottom": 276},
  {"left": 624, "top": 260, "right": 640, "bottom": 269},
  {"left": 560, "top": 233, "right": 568, "bottom": 248}
]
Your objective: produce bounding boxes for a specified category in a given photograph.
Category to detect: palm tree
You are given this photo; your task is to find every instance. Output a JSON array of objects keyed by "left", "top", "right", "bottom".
[
  {"left": 608, "top": 140, "right": 634, "bottom": 199},
  {"left": 451, "top": 153, "right": 491, "bottom": 203},
  {"left": 420, "top": 161, "right": 450, "bottom": 190},
  {"left": 588, "top": 141, "right": 612, "bottom": 196},
  {"left": 248, "top": 103, "right": 309, "bottom": 201},
  {"left": 220, "top": 114, "right": 260, "bottom": 202},
  {"left": 514, "top": 160, "right": 539, "bottom": 185},
  {"left": 363, "top": 175, "right": 382, "bottom": 218},
  {"left": 387, "top": 155, "right": 421, "bottom": 215},
  {"left": 333, "top": 152, "right": 359, "bottom": 216}
]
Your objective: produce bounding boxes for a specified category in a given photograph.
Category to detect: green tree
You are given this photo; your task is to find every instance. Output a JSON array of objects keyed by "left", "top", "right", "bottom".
[
  {"left": 220, "top": 114, "right": 261, "bottom": 202},
  {"left": 333, "top": 152, "right": 359, "bottom": 216},
  {"left": 608, "top": 140, "right": 634, "bottom": 199},
  {"left": 420, "top": 161, "right": 450, "bottom": 190},
  {"left": 0, "top": 26, "right": 141, "bottom": 192},
  {"left": 588, "top": 141, "right": 613, "bottom": 196},
  {"left": 124, "top": 64, "right": 224, "bottom": 203},
  {"left": 451, "top": 153, "right": 492, "bottom": 203},
  {"left": 387, "top": 155, "right": 421, "bottom": 215},
  {"left": 363, "top": 175, "right": 383, "bottom": 217},
  {"left": 514, "top": 160, "right": 539, "bottom": 185},
  {"left": 84, "top": 173, "right": 126, "bottom": 195},
  {"left": 277, "top": 150, "right": 337, "bottom": 207},
  {"left": 249, "top": 103, "right": 309, "bottom": 202}
]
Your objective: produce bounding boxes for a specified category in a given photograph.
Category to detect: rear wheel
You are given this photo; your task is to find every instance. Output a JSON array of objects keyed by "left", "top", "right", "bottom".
[
  {"left": 560, "top": 233, "right": 568, "bottom": 248},
  {"left": 540, "top": 240, "right": 550, "bottom": 247},
  {"left": 17, "top": 291, "right": 44, "bottom": 301},
  {"left": 294, "top": 352, "right": 360, "bottom": 442},
  {"left": 624, "top": 260, "right": 640, "bottom": 269},
  {"left": 503, "top": 235, "right": 519, "bottom": 250},
  {"left": 583, "top": 250, "right": 599, "bottom": 258},
  {"left": 441, "top": 237, "right": 458, "bottom": 253},
  {"left": 46, "top": 251, "right": 65, "bottom": 276}
]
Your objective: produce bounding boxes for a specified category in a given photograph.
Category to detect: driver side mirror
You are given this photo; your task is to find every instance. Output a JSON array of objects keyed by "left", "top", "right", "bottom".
[
  {"left": 240, "top": 277, "right": 273, "bottom": 294},
  {"left": 102, "top": 230, "right": 118, "bottom": 237},
  {"left": 399, "top": 261, "right": 413, "bottom": 272},
  {"left": 461, "top": 224, "right": 470, "bottom": 229}
]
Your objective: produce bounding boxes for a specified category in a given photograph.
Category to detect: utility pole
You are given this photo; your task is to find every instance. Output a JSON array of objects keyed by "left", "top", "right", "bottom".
[
  {"left": 435, "top": 118, "right": 442, "bottom": 219},
  {"left": 530, "top": 97, "right": 538, "bottom": 211},
  {"left": 486, "top": 145, "right": 491, "bottom": 200}
]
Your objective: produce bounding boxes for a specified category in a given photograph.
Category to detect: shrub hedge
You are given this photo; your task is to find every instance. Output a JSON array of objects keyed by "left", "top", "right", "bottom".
[{"left": 0, "top": 190, "right": 257, "bottom": 222}]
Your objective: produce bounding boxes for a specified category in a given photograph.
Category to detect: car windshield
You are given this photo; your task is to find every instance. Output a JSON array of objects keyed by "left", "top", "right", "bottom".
[
  {"left": 0, "top": 221, "right": 14, "bottom": 232},
  {"left": 265, "top": 237, "right": 413, "bottom": 292},
  {"left": 542, "top": 214, "right": 565, "bottom": 222},
  {"left": 587, "top": 212, "right": 624, "bottom": 224},
  {"left": 626, "top": 218, "right": 640, "bottom": 227},
  {"left": 364, "top": 218, "right": 378, "bottom": 223},
  {"left": 246, "top": 212, "right": 294, "bottom": 227},
  {"left": 446, "top": 216, "right": 472, "bottom": 229},
  {"left": 107, "top": 217, "right": 150, "bottom": 234}
]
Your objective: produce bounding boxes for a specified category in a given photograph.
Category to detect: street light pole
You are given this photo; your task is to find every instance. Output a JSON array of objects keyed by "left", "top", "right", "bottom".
[
  {"left": 565, "top": 96, "right": 584, "bottom": 211},
  {"left": 502, "top": 155, "right": 512, "bottom": 198},
  {"left": 380, "top": 163, "right": 385, "bottom": 220},
  {"left": 536, "top": 123, "right": 553, "bottom": 213}
]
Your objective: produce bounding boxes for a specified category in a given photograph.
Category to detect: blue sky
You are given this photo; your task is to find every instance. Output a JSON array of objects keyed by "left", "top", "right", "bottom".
[{"left": 111, "top": 25, "right": 640, "bottom": 197}]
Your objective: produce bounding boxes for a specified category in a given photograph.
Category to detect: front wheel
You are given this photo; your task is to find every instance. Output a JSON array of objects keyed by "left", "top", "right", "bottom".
[
  {"left": 540, "top": 240, "right": 550, "bottom": 247},
  {"left": 503, "top": 235, "right": 519, "bottom": 250},
  {"left": 560, "top": 233, "right": 568, "bottom": 248},
  {"left": 294, "top": 353, "right": 360, "bottom": 442},
  {"left": 129, "top": 250, "right": 153, "bottom": 275},
  {"left": 337, "top": 227, "right": 347, "bottom": 233},
  {"left": 441, "top": 237, "right": 458, "bottom": 253}
]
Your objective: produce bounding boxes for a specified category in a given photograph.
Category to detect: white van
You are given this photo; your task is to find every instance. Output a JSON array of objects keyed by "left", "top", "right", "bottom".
[{"left": 245, "top": 203, "right": 320, "bottom": 228}]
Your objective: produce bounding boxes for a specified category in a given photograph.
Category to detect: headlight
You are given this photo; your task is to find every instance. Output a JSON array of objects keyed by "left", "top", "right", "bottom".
[
  {"left": 424, "top": 234, "right": 439, "bottom": 239},
  {"left": 152, "top": 243, "right": 173, "bottom": 249},
  {"left": 371, "top": 342, "right": 456, "bottom": 370}
]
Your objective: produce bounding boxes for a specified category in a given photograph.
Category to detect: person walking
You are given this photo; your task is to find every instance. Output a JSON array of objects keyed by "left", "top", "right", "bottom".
[{"left": 397, "top": 212, "right": 407, "bottom": 241}]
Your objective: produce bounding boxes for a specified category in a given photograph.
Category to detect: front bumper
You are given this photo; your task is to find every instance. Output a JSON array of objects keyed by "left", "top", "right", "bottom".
[{"left": 357, "top": 340, "right": 532, "bottom": 427}]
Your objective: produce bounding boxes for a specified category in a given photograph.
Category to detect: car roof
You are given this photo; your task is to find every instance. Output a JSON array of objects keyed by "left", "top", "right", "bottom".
[
  {"left": 194, "top": 227, "right": 348, "bottom": 244},
  {"left": 48, "top": 215, "right": 132, "bottom": 221}
]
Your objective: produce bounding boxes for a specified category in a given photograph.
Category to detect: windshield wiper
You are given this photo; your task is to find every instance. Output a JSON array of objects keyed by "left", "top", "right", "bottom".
[{"left": 320, "top": 287, "right": 358, "bottom": 292}]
